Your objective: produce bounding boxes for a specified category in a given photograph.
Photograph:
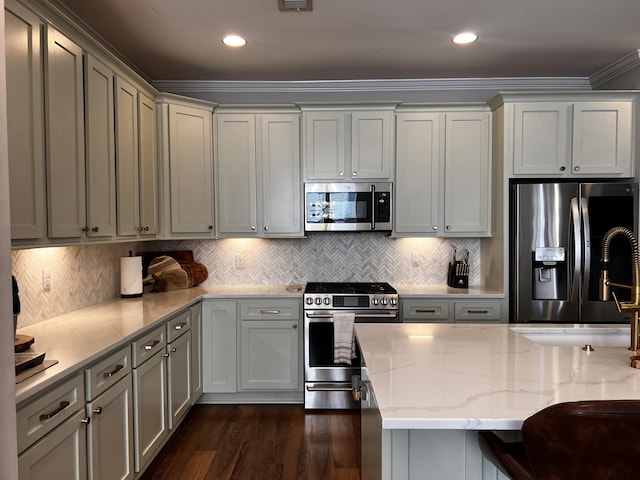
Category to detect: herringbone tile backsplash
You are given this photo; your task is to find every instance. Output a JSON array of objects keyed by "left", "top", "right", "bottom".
[{"left": 12, "top": 234, "right": 479, "bottom": 327}]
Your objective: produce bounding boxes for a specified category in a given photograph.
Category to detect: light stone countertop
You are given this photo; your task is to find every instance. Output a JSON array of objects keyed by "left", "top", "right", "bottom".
[
  {"left": 355, "top": 322, "right": 639, "bottom": 431},
  {"left": 394, "top": 284, "right": 504, "bottom": 297},
  {"left": 15, "top": 284, "right": 303, "bottom": 405}
]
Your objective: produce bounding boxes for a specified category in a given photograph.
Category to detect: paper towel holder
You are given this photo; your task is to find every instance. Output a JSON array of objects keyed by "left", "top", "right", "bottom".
[{"left": 121, "top": 251, "right": 143, "bottom": 298}]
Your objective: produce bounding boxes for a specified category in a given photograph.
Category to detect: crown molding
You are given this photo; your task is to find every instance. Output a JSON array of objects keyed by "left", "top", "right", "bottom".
[
  {"left": 153, "top": 77, "right": 592, "bottom": 95},
  {"left": 590, "top": 50, "right": 640, "bottom": 88}
]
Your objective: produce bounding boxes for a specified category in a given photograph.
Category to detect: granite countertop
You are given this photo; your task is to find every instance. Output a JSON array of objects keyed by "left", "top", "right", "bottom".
[
  {"left": 355, "top": 322, "right": 639, "bottom": 431},
  {"left": 15, "top": 284, "right": 303, "bottom": 405}
]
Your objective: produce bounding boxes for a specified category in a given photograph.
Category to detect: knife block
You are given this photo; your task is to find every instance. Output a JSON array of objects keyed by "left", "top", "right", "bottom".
[{"left": 447, "top": 261, "right": 469, "bottom": 289}]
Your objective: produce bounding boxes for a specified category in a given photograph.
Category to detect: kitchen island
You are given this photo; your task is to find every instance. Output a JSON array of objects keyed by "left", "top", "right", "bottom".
[{"left": 355, "top": 322, "right": 639, "bottom": 480}]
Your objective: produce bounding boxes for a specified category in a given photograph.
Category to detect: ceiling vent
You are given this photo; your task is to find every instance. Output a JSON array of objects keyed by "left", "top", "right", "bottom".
[{"left": 278, "top": 0, "right": 312, "bottom": 11}]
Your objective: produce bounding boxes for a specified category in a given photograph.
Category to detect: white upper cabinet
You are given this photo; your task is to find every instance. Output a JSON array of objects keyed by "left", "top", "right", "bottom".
[
  {"left": 215, "top": 109, "right": 302, "bottom": 237},
  {"left": 45, "top": 26, "right": 86, "bottom": 238},
  {"left": 394, "top": 108, "right": 492, "bottom": 237},
  {"left": 5, "top": 0, "right": 45, "bottom": 241},
  {"left": 137, "top": 92, "right": 159, "bottom": 236},
  {"left": 498, "top": 93, "right": 636, "bottom": 178},
  {"left": 302, "top": 105, "right": 396, "bottom": 181},
  {"left": 157, "top": 95, "right": 215, "bottom": 238},
  {"left": 85, "top": 55, "right": 117, "bottom": 238}
]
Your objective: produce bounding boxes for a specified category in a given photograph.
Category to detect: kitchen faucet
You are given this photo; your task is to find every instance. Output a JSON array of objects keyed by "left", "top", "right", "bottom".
[{"left": 599, "top": 226, "right": 640, "bottom": 352}]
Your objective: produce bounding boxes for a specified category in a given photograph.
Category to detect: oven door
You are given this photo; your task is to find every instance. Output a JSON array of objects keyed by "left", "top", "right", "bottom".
[{"left": 304, "top": 308, "right": 398, "bottom": 409}]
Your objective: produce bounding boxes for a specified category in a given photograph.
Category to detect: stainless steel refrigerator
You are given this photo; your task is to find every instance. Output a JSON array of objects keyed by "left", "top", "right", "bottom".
[{"left": 511, "top": 182, "right": 638, "bottom": 323}]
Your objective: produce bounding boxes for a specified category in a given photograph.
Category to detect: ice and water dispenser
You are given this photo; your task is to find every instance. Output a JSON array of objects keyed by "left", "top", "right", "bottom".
[{"left": 532, "top": 247, "right": 567, "bottom": 300}]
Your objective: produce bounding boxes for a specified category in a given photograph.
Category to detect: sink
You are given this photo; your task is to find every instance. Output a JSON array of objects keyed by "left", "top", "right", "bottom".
[{"left": 511, "top": 326, "right": 630, "bottom": 347}]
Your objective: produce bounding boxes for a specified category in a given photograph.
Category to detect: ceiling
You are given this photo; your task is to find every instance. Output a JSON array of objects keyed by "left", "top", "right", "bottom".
[{"left": 51, "top": 0, "right": 640, "bottom": 83}]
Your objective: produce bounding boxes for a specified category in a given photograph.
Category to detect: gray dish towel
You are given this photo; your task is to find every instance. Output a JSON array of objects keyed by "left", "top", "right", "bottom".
[{"left": 333, "top": 312, "right": 356, "bottom": 364}]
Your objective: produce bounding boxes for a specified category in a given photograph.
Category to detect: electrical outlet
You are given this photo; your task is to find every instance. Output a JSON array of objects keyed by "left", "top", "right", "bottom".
[
  {"left": 42, "top": 268, "right": 52, "bottom": 292},
  {"left": 235, "top": 254, "right": 247, "bottom": 269},
  {"left": 411, "top": 252, "right": 420, "bottom": 267}
]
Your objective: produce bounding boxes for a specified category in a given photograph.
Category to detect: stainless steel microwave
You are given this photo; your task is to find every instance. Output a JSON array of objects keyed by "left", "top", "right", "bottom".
[{"left": 304, "top": 182, "right": 392, "bottom": 232}]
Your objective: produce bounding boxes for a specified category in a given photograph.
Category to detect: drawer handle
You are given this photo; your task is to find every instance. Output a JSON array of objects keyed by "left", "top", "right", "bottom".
[
  {"left": 93, "top": 407, "right": 103, "bottom": 415},
  {"left": 260, "top": 310, "right": 280, "bottom": 315},
  {"left": 144, "top": 340, "right": 161, "bottom": 350},
  {"left": 104, "top": 364, "right": 124, "bottom": 378},
  {"left": 174, "top": 322, "right": 188, "bottom": 330},
  {"left": 467, "top": 310, "right": 490, "bottom": 314},
  {"left": 416, "top": 309, "right": 437, "bottom": 313},
  {"left": 39, "top": 401, "right": 70, "bottom": 421}
]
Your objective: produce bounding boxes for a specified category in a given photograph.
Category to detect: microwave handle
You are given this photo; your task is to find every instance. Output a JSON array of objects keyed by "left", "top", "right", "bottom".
[{"left": 371, "top": 184, "right": 376, "bottom": 231}]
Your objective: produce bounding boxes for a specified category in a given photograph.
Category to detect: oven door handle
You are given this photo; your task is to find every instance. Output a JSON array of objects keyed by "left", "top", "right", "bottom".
[
  {"left": 306, "top": 385, "right": 354, "bottom": 392},
  {"left": 305, "top": 312, "right": 398, "bottom": 319}
]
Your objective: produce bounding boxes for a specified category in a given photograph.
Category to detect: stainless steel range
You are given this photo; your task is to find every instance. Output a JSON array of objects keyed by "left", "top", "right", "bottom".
[{"left": 303, "top": 282, "right": 399, "bottom": 410}]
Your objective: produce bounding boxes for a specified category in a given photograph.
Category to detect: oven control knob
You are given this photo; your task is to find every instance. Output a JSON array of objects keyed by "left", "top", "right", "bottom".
[
  {"left": 372, "top": 298, "right": 379, "bottom": 305},
  {"left": 390, "top": 298, "right": 397, "bottom": 306},
  {"left": 323, "top": 297, "right": 331, "bottom": 305},
  {"left": 314, "top": 297, "right": 322, "bottom": 305},
  {"left": 381, "top": 298, "right": 388, "bottom": 305},
  {"left": 305, "top": 297, "right": 313, "bottom": 305}
]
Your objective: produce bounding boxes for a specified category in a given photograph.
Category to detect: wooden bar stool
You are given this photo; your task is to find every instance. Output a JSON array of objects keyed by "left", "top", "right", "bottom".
[{"left": 478, "top": 400, "right": 640, "bottom": 479}]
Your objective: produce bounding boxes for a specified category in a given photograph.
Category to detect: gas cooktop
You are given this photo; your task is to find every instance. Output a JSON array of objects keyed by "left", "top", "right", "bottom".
[{"left": 304, "top": 282, "right": 397, "bottom": 295}]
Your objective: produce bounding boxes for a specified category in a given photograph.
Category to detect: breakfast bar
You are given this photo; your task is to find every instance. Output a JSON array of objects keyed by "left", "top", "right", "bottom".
[{"left": 355, "top": 323, "right": 640, "bottom": 480}]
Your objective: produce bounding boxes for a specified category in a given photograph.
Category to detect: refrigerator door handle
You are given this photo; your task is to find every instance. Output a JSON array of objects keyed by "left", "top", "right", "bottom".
[
  {"left": 580, "top": 196, "right": 591, "bottom": 303},
  {"left": 570, "top": 197, "right": 582, "bottom": 304}
]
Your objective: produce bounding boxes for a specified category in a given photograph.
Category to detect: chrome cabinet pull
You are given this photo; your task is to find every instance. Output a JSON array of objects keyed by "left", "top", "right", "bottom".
[
  {"left": 174, "top": 322, "right": 188, "bottom": 330},
  {"left": 81, "top": 417, "right": 91, "bottom": 424},
  {"left": 39, "top": 401, "right": 70, "bottom": 421},
  {"left": 467, "top": 310, "right": 489, "bottom": 314},
  {"left": 416, "top": 309, "right": 437, "bottom": 313},
  {"left": 144, "top": 340, "right": 161, "bottom": 350},
  {"left": 93, "top": 407, "right": 103, "bottom": 415},
  {"left": 104, "top": 364, "right": 124, "bottom": 378},
  {"left": 260, "top": 309, "right": 280, "bottom": 315}
]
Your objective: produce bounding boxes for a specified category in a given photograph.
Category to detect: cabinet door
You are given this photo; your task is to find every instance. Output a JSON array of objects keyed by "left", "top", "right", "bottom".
[
  {"left": 167, "top": 330, "right": 192, "bottom": 429},
  {"left": 512, "top": 102, "right": 572, "bottom": 175},
  {"left": 572, "top": 102, "right": 633, "bottom": 176},
  {"left": 5, "top": 0, "right": 45, "bottom": 240},
  {"left": 303, "top": 111, "right": 347, "bottom": 180},
  {"left": 115, "top": 76, "right": 140, "bottom": 236},
  {"left": 132, "top": 351, "right": 168, "bottom": 473},
  {"left": 216, "top": 114, "right": 258, "bottom": 234},
  {"left": 85, "top": 55, "right": 116, "bottom": 238},
  {"left": 259, "top": 114, "right": 302, "bottom": 236},
  {"left": 138, "top": 92, "right": 158, "bottom": 236},
  {"left": 443, "top": 112, "right": 491, "bottom": 235},
  {"left": 202, "top": 300, "right": 237, "bottom": 393},
  {"left": 18, "top": 409, "right": 88, "bottom": 480},
  {"left": 190, "top": 303, "right": 203, "bottom": 402},
  {"left": 239, "top": 320, "right": 299, "bottom": 391},
  {"left": 86, "top": 376, "right": 134, "bottom": 480},
  {"left": 351, "top": 110, "right": 393, "bottom": 180},
  {"left": 45, "top": 26, "right": 86, "bottom": 238},
  {"left": 168, "top": 103, "right": 214, "bottom": 233},
  {"left": 394, "top": 112, "right": 442, "bottom": 234}
]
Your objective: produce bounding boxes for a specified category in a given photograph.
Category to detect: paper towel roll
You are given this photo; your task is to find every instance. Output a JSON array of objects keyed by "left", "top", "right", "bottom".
[{"left": 120, "top": 256, "right": 143, "bottom": 298}]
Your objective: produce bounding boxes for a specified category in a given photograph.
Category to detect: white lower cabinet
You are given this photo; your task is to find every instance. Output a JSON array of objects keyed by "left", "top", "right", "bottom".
[
  {"left": 85, "top": 376, "right": 134, "bottom": 480},
  {"left": 190, "top": 303, "right": 203, "bottom": 403},
  {"left": 202, "top": 300, "right": 237, "bottom": 393},
  {"left": 166, "top": 329, "right": 192, "bottom": 428},
  {"left": 17, "top": 374, "right": 87, "bottom": 480},
  {"left": 401, "top": 298, "right": 504, "bottom": 323},
  {"left": 132, "top": 347, "right": 168, "bottom": 473},
  {"left": 239, "top": 320, "right": 299, "bottom": 390},
  {"left": 202, "top": 298, "right": 303, "bottom": 398}
]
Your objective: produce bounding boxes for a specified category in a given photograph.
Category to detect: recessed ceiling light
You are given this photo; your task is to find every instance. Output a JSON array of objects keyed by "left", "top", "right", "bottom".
[
  {"left": 452, "top": 32, "right": 478, "bottom": 45},
  {"left": 222, "top": 35, "right": 247, "bottom": 47}
]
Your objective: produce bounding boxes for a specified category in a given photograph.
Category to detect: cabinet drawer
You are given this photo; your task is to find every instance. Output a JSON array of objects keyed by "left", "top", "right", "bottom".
[
  {"left": 401, "top": 300, "right": 451, "bottom": 322},
  {"left": 454, "top": 301, "right": 502, "bottom": 322},
  {"left": 166, "top": 309, "right": 191, "bottom": 343},
  {"left": 85, "top": 346, "right": 131, "bottom": 401},
  {"left": 16, "top": 373, "right": 85, "bottom": 453},
  {"left": 132, "top": 325, "right": 166, "bottom": 368},
  {"left": 239, "top": 300, "right": 301, "bottom": 321}
]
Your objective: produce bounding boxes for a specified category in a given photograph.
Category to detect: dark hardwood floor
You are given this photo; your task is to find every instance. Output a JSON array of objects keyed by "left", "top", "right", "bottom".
[{"left": 139, "top": 404, "right": 361, "bottom": 480}]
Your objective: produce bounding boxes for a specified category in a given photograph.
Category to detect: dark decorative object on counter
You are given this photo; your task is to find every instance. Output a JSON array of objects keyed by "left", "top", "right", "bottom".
[{"left": 447, "top": 249, "right": 469, "bottom": 288}]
